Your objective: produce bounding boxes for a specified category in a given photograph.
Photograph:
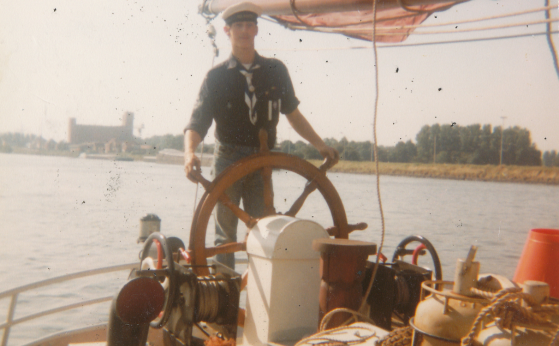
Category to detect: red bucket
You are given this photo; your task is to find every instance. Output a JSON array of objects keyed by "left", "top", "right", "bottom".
[{"left": 513, "top": 229, "right": 559, "bottom": 298}]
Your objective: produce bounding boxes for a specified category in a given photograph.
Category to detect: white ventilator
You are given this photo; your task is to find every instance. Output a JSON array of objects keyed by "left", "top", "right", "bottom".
[{"left": 243, "top": 215, "right": 329, "bottom": 346}]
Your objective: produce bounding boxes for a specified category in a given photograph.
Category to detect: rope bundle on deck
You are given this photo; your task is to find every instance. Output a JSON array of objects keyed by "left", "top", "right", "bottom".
[
  {"left": 461, "top": 287, "right": 559, "bottom": 346},
  {"left": 376, "top": 326, "right": 413, "bottom": 346}
]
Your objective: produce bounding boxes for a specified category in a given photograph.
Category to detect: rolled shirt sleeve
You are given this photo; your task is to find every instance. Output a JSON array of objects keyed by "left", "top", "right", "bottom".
[
  {"left": 184, "top": 76, "right": 214, "bottom": 138},
  {"left": 276, "top": 61, "right": 299, "bottom": 115}
]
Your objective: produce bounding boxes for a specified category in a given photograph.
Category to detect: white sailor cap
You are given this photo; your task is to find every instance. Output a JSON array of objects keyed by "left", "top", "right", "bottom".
[{"left": 222, "top": 2, "right": 262, "bottom": 25}]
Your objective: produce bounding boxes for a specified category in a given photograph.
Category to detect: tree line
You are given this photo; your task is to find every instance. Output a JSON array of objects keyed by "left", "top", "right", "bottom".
[
  {"left": 278, "top": 124, "right": 557, "bottom": 167},
  {"left": 0, "top": 133, "right": 70, "bottom": 153},
  {"left": 2, "top": 124, "right": 558, "bottom": 167},
  {"left": 415, "top": 124, "right": 542, "bottom": 166}
]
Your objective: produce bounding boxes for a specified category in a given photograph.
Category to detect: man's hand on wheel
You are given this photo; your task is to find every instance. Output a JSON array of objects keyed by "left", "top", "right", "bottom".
[
  {"left": 319, "top": 145, "right": 339, "bottom": 166},
  {"left": 184, "top": 153, "right": 201, "bottom": 183}
]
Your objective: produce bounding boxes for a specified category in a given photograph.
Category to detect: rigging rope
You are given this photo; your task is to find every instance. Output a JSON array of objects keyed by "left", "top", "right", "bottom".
[
  {"left": 358, "top": 0, "right": 385, "bottom": 315},
  {"left": 288, "top": 0, "right": 312, "bottom": 27},
  {"left": 379, "top": 4, "right": 558, "bottom": 31},
  {"left": 258, "top": 29, "right": 559, "bottom": 51},
  {"left": 192, "top": 15, "right": 219, "bottom": 216},
  {"left": 375, "top": 17, "right": 559, "bottom": 36},
  {"left": 545, "top": 0, "right": 559, "bottom": 80},
  {"left": 396, "top": 0, "right": 461, "bottom": 14},
  {"left": 378, "top": 29, "right": 559, "bottom": 48},
  {"left": 192, "top": 140, "right": 205, "bottom": 217},
  {"left": 256, "top": 29, "right": 559, "bottom": 50}
]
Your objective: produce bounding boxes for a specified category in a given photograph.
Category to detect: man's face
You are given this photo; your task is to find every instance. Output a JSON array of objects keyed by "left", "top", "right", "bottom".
[{"left": 225, "top": 21, "right": 258, "bottom": 49}]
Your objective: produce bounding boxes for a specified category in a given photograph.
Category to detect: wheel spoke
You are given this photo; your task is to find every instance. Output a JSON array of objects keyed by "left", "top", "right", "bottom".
[
  {"left": 261, "top": 166, "right": 275, "bottom": 216},
  {"left": 259, "top": 129, "right": 276, "bottom": 215},
  {"left": 189, "top": 170, "right": 258, "bottom": 229},
  {"left": 285, "top": 158, "right": 334, "bottom": 217},
  {"left": 285, "top": 180, "right": 318, "bottom": 217},
  {"left": 219, "top": 193, "right": 258, "bottom": 229},
  {"left": 189, "top": 170, "right": 211, "bottom": 189},
  {"left": 325, "top": 222, "right": 368, "bottom": 237},
  {"left": 205, "top": 242, "right": 247, "bottom": 258}
]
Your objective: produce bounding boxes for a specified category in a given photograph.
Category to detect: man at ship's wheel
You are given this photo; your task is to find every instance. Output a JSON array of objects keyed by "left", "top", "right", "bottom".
[{"left": 183, "top": 2, "right": 338, "bottom": 270}]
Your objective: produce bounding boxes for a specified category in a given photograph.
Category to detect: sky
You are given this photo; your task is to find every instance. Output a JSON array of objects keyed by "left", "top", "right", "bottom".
[{"left": 1, "top": 0, "right": 558, "bottom": 152}]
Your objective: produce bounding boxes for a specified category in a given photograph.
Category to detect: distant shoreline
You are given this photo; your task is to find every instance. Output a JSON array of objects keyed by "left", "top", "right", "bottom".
[{"left": 5, "top": 149, "right": 558, "bottom": 185}]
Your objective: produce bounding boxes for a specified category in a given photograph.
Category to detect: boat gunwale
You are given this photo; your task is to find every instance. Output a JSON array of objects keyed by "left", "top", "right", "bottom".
[
  {"left": 0, "top": 263, "right": 139, "bottom": 300},
  {"left": 20, "top": 324, "right": 108, "bottom": 346},
  {"left": 0, "top": 258, "right": 249, "bottom": 346},
  {"left": 0, "top": 262, "right": 139, "bottom": 346}
]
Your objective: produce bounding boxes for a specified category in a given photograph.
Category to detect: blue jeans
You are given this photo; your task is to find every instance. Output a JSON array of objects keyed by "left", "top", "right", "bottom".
[{"left": 213, "top": 141, "right": 264, "bottom": 270}]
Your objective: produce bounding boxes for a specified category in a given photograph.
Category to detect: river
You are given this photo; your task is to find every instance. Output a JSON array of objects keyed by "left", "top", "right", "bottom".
[{"left": 1, "top": 153, "right": 558, "bottom": 344}]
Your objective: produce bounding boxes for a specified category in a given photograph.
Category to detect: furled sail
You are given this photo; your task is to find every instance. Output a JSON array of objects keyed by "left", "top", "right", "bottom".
[{"left": 200, "top": 0, "right": 467, "bottom": 42}]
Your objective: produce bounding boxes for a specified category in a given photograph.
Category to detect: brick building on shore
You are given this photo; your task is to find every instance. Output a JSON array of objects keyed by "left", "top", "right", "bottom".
[{"left": 68, "top": 113, "right": 135, "bottom": 153}]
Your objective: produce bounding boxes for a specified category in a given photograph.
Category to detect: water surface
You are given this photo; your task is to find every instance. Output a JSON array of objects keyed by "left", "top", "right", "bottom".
[{"left": 1, "top": 153, "right": 558, "bottom": 344}]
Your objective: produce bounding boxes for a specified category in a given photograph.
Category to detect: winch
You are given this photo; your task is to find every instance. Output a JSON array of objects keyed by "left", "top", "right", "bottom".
[
  {"left": 364, "top": 235, "right": 442, "bottom": 330},
  {"left": 108, "top": 233, "right": 241, "bottom": 346}
]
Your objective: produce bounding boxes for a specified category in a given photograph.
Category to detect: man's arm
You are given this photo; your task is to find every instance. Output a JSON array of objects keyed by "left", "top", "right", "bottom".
[
  {"left": 184, "top": 130, "right": 203, "bottom": 182},
  {"left": 285, "top": 108, "right": 339, "bottom": 164}
]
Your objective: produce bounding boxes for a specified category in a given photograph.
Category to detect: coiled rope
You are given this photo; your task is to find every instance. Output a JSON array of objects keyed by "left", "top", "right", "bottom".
[
  {"left": 295, "top": 325, "right": 379, "bottom": 346},
  {"left": 376, "top": 326, "right": 413, "bottom": 346},
  {"left": 319, "top": 308, "right": 377, "bottom": 332},
  {"left": 316, "top": 308, "right": 415, "bottom": 346},
  {"left": 461, "top": 287, "right": 559, "bottom": 346},
  {"left": 373, "top": 285, "right": 559, "bottom": 346},
  {"left": 470, "top": 286, "right": 499, "bottom": 299},
  {"left": 295, "top": 309, "right": 380, "bottom": 346},
  {"left": 551, "top": 325, "right": 559, "bottom": 346}
]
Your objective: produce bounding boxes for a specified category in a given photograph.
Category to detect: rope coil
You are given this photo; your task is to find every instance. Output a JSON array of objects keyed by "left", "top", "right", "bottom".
[
  {"left": 196, "top": 275, "right": 231, "bottom": 323},
  {"left": 319, "top": 308, "right": 377, "bottom": 332},
  {"left": 461, "top": 288, "right": 559, "bottom": 346},
  {"left": 376, "top": 326, "right": 413, "bottom": 346},
  {"left": 295, "top": 320, "right": 380, "bottom": 346}
]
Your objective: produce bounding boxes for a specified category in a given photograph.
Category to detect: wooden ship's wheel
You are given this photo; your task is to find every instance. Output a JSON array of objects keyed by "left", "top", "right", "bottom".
[{"left": 187, "top": 130, "right": 366, "bottom": 276}]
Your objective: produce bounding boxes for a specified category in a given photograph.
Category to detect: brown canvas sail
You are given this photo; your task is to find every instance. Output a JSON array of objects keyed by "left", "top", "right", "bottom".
[{"left": 201, "top": 0, "right": 466, "bottom": 42}]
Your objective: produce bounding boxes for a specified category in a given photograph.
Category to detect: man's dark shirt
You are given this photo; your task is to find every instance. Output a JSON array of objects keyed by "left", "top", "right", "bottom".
[{"left": 185, "top": 53, "right": 300, "bottom": 148}]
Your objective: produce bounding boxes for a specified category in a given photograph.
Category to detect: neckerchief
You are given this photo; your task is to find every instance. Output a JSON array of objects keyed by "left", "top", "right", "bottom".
[{"left": 238, "top": 62, "right": 260, "bottom": 125}]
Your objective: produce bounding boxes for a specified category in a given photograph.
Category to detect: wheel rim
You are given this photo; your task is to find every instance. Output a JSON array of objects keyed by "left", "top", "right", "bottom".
[{"left": 188, "top": 152, "right": 349, "bottom": 276}]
